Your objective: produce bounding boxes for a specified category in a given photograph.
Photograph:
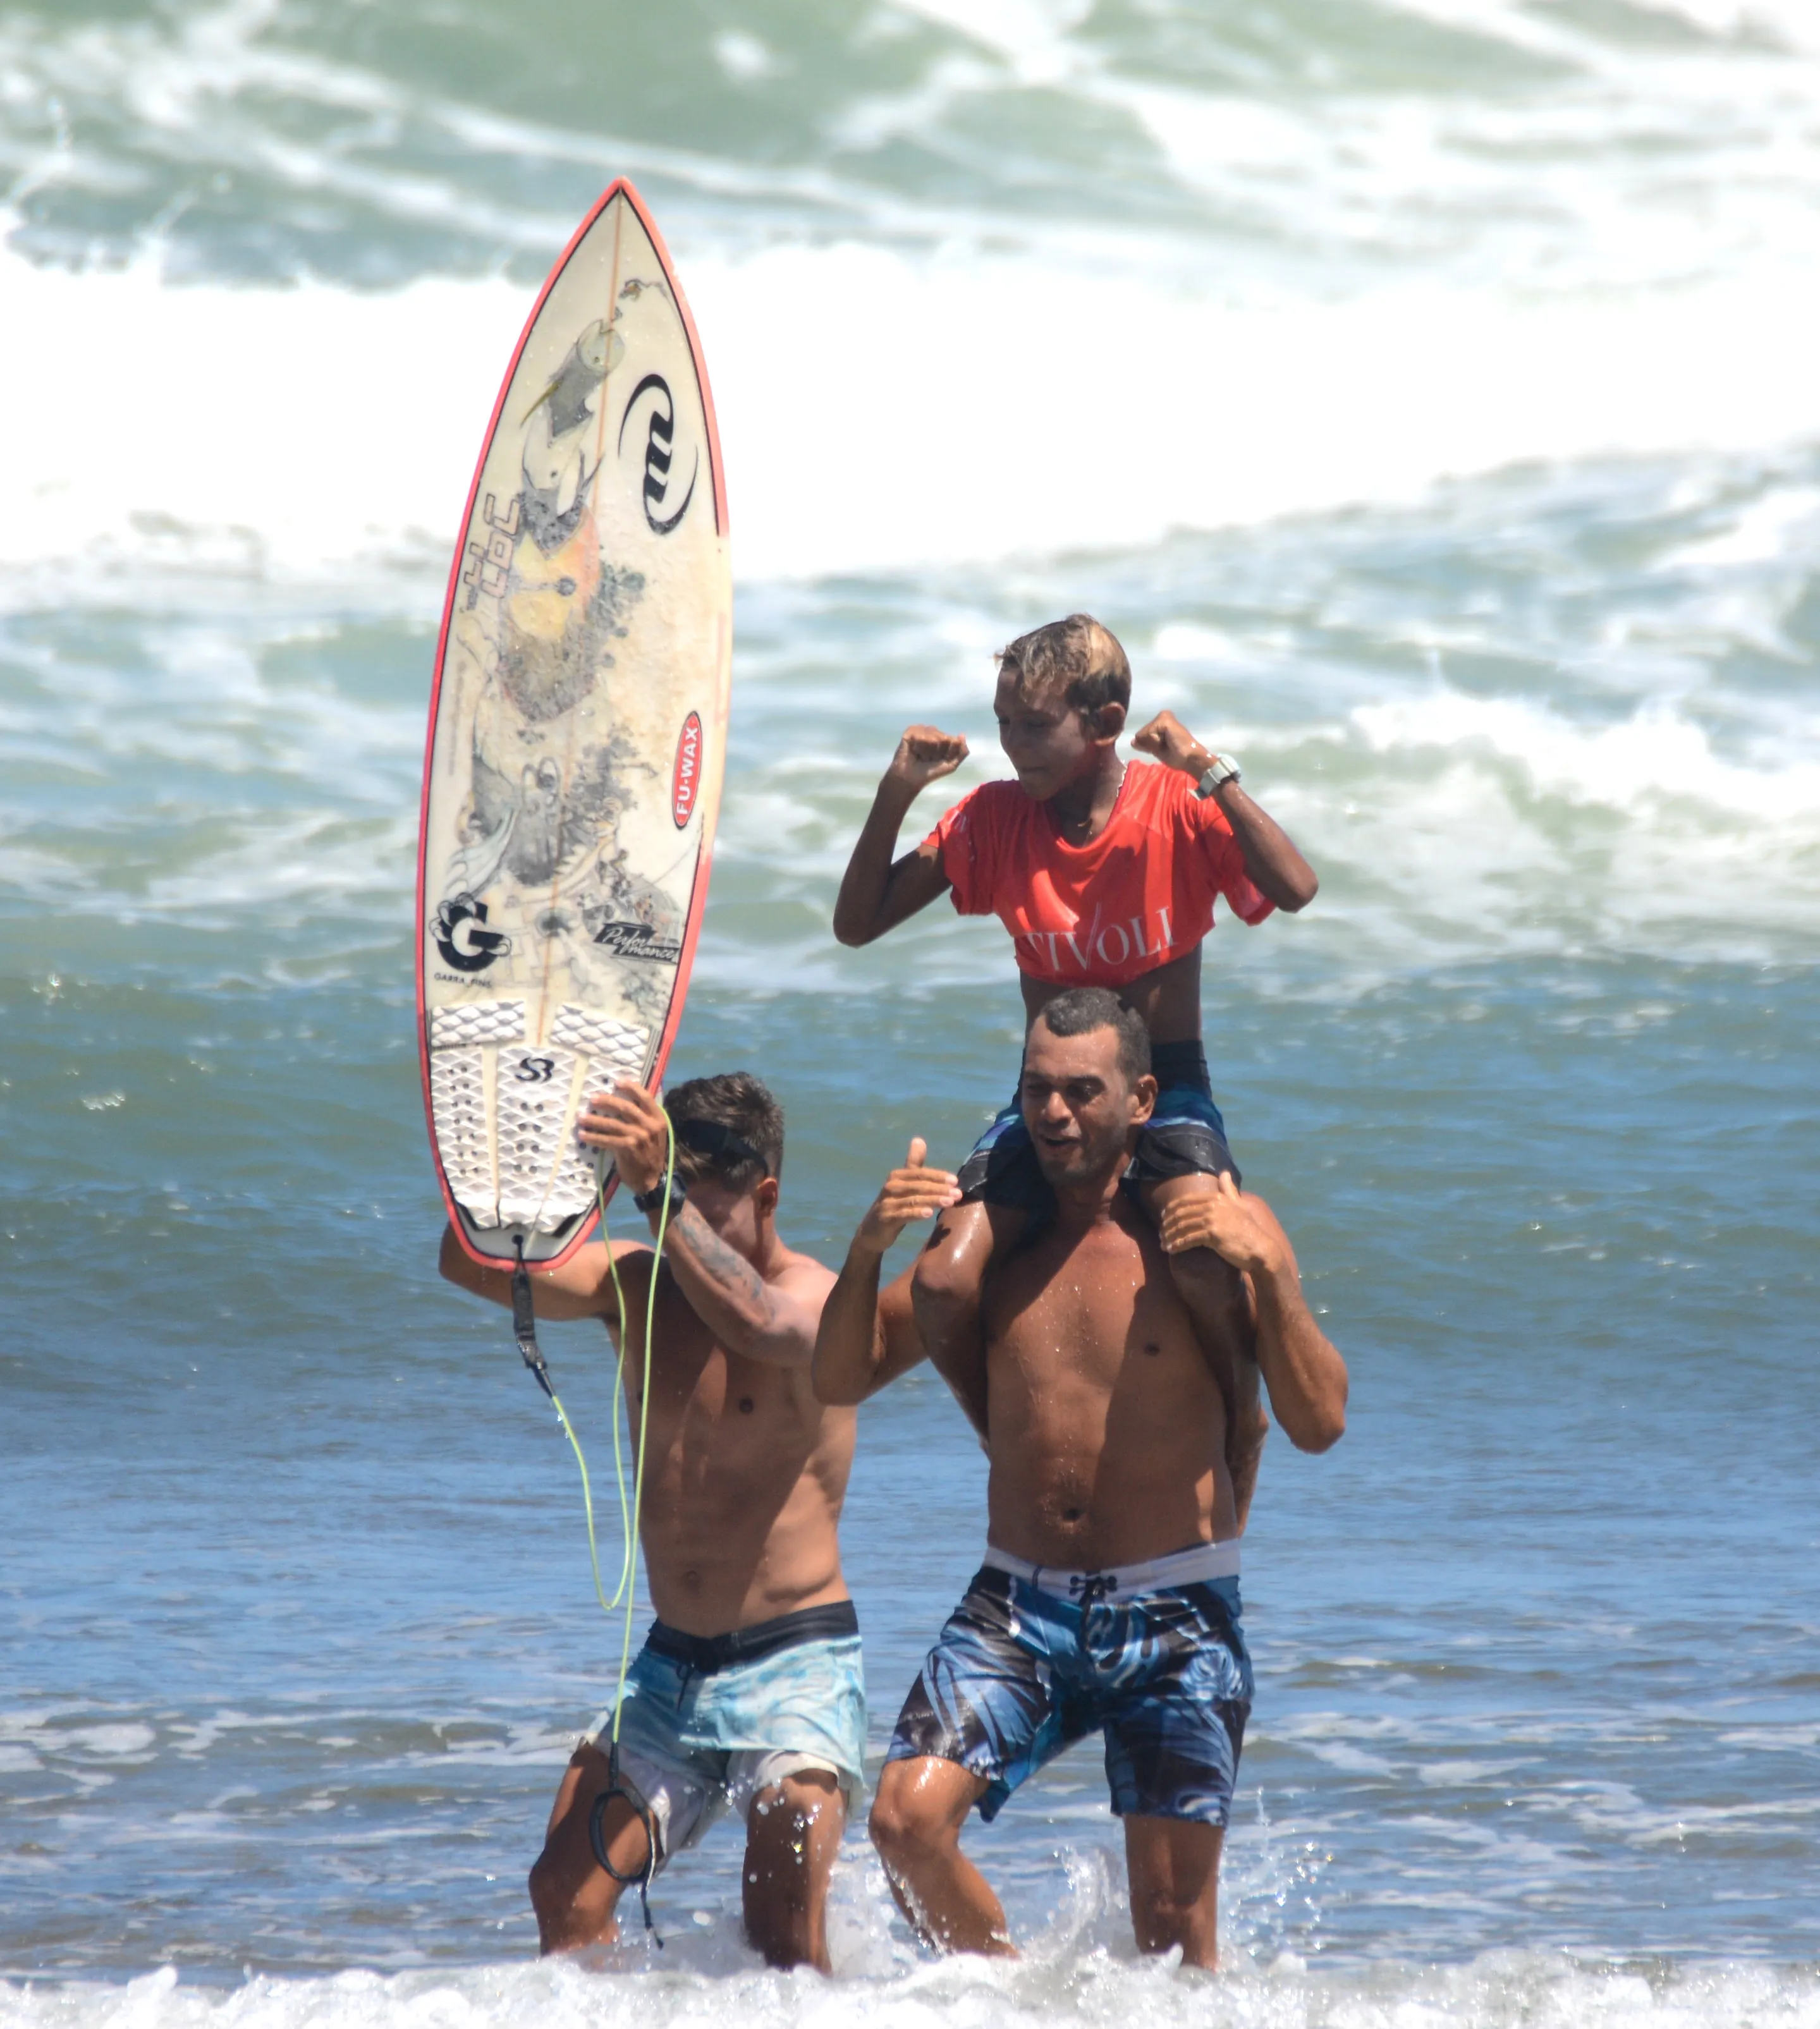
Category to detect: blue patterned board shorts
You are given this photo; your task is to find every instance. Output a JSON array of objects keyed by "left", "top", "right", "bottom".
[
  {"left": 886, "top": 1566, "right": 1253, "bottom": 1825},
  {"left": 587, "top": 1602, "right": 867, "bottom": 1867},
  {"left": 956, "top": 1039, "right": 1238, "bottom": 1215}
]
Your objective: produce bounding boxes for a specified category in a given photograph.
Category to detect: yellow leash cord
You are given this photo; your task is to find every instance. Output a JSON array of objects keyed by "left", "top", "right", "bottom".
[
  {"left": 598, "top": 1119, "right": 677, "bottom": 1741},
  {"left": 520, "top": 1121, "right": 677, "bottom": 1647},
  {"left": 508, "top": 1112, "right": 678, "bottom": 1941}
]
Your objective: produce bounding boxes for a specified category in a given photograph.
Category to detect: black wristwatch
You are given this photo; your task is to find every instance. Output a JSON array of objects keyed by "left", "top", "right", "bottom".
[{"left": 633, "top": 1176, "right": 687, "bottom": 1219}]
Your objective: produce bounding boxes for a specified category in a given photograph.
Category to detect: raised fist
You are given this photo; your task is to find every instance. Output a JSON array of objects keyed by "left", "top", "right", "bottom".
[
  {"left": 886, "top": 726, "right": 969, "bottom": 792},
  {"left": 1130, "top": 710, "right": 1207, "bottom": 776}
]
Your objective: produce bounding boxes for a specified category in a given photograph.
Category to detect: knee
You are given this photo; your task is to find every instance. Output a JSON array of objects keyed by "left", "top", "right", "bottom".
[
  {"left": 527, "top": 1846, "right": 566, "bottom": 1928},
  {"left": 868, "top": 1776, "right": 951, "bottom": 1868},
  {"left": 753, "top": 1773, "right": 841, "bottom": 1855}
]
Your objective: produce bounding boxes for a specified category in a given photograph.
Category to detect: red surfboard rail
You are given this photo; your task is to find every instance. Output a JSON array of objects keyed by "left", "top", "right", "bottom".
[{"left": 417, "top": 180, "right": 731, "bottom": 1270}]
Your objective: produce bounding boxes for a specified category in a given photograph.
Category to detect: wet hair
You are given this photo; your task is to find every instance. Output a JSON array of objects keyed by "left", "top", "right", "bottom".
[
  {"left": 998, "top": 613, "right": 1132, "bottom": 722},
  {"left": 664, "top": 1073, "right": 783, "bottom": 1191},
  {"left": 1030, "top": 988, "right": 1151, "bottom": 1085}
]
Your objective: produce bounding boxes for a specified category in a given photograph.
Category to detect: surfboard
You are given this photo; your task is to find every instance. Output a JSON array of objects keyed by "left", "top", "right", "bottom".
[{"left": 418, "top": 180, "right": 731, "bottom": 1269}]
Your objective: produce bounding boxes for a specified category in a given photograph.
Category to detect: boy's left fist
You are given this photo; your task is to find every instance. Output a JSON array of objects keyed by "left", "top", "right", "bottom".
[
  {"left": 1131, "top": 710, "right": 1208, "bottom": 777},
  {"left": 888, "top": 725, "right": 969, "bottom": 793}
]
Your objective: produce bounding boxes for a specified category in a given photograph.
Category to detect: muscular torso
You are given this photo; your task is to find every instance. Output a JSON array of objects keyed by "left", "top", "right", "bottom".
[
  {"left": 607, "top": 1253, "right": 852, "bottom": 1637},
  {"left": 981, "top": 1191, "right": 1240, "bottom": 1568},
  {"left": 1021, "top": 945, "right": 1204, "bottom": 1045}
]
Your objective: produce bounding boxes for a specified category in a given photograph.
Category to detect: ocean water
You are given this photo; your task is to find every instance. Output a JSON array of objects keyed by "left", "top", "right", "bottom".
[{"left": 3, "top": 2, "right": 1818, "bottom": 2024}]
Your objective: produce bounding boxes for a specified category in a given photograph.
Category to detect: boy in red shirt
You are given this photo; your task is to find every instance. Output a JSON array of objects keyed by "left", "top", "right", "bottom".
[{"left": 833, "top": 614, "right": 1318, "bottom": 1468}]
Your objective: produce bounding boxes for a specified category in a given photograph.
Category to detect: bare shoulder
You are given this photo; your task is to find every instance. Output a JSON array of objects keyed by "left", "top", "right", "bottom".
[
  {"left": 769, "top": 1241, "right": 838, "bottom": 1303},
  {"left": 1111, "top": 1189, "right": 1167, "bottom": 1258},
  {"left": 1104, "top": 1193, "right": 1195, "bottom": 1299}
]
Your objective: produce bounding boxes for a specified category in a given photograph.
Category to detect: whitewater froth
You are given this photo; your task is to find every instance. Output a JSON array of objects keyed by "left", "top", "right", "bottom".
[
  {"left": 8, "top": 232, "right": 1820, "bottom": 590},
  {"left": 4, "top": 0, "right": 1820, "bottom": 586},
  {"left": 6, "top": 1955, "right": 1820, "bottom": 2029}
]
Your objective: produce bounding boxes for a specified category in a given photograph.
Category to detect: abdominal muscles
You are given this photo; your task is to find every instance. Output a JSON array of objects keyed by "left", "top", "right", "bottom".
[
  {"left": 983, "top": 1214, "right": 1235, "bottom": 1569},
  {"left": 633, "top": 1345, "right": 855, "bottom": 1636}
]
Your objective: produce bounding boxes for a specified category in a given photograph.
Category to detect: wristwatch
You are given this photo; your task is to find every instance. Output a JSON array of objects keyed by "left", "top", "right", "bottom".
[
  {"left": 633, "top": 1176, "right": 687, "bottom": 1220},
  {"left": 1195, "top": 754, "right": 1241, "bottom": 798}
]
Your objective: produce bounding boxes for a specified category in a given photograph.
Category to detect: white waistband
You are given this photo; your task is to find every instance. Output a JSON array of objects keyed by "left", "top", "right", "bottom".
[{"left": 982, "top": 1538, "right": 1240, "bottom": 1603}]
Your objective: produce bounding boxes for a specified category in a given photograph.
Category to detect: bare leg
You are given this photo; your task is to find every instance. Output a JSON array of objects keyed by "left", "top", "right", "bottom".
[
  {"left": 869, "top": 1757, "right": 1013, "bottom": 1956},
  {"left": 1123, "top": 1816, "right": 1225, "bottom": 1968},
  {"left": 910, "top": 1201, "right": 1027, "bottom": 1439},
  {"left": 1145, "top": 1174, "right": 1269, "bottom": 1528},
  {"left": 527, "top": 1741, "right": 649, "bottom": 1954},
  {"left": 740, "top": 1770, "right": 847, "bottom": 1972}
]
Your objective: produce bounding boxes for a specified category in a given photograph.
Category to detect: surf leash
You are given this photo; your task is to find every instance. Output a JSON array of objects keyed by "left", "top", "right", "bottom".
[
  {"left": 510, "top": 1108, "right": 677, "bottom": 1944},
  {"left": 510, "top": 1236, "right": 616, "bottom": 1619},
  {"left": 587, "top": 1119, "right": 674, "bottom": 1943}
]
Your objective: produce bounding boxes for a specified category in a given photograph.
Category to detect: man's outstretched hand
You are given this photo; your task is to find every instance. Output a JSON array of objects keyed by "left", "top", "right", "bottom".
[
  {"left": 886, "top": 725, "right": 969, "bottom": 794},
  {"left": 1158, "top": 1172, "right": 1293, "bottom": 1279},
  {"left": 577, "top": 1081, "right": 669, "bottom": 1197},
  {"left": 855, "top": 1138, "right": 962, "bottom": 1257}
]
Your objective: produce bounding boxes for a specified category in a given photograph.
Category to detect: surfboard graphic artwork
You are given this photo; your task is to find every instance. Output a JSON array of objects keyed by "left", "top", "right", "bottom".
[{"left": 418, "top": 181, "right": 731, "bottom": 1268}]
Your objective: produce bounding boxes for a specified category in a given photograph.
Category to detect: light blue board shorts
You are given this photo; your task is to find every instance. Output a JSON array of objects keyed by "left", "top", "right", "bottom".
[{"left": 585, "top": 1602, "right": 866, "bottom": 1868}]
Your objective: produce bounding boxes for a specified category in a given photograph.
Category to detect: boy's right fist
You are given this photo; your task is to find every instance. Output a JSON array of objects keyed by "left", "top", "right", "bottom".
[{"left": 886, "top": 725, "right": 968, "bottom": 791}]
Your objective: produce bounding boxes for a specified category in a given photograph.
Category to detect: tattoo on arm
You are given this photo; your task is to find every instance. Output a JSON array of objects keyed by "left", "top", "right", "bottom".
[{"left": 668, "top": 1202, "right": 771, "bottom": 1320}]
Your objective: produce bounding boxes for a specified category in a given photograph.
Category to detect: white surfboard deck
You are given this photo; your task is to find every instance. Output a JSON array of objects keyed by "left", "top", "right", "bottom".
[{"left": 417, "top": 181, "right": 730, "bottom": 1268}]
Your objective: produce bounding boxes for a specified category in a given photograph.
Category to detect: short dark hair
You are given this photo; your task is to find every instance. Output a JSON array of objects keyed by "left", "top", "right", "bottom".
[
  {"left": 664, "top": 1072, "right": 783, "bottom": 1191},
  {"left": 998, "top": 613, "right": 1132, "bottom": 721},
  {"left": 1030, "top": 988, "right": 1151, "bottom": 1084}
]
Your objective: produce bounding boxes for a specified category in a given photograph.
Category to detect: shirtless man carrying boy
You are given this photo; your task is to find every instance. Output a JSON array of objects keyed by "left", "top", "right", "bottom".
[
  {"left": 812, "top": 991, "right": 1349, "bottom": 1966},
  {"left": 833, "top": 612, "right": 1318, "bottom": 1490}
]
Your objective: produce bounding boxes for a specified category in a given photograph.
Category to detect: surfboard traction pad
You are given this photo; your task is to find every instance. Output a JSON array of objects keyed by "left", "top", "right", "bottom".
[
  {"left": 427, "top": 1001, "right": 650, "bottom": 1231},
  {"left": 420, "top": 185, "right": 730, "bottom": 1262}
]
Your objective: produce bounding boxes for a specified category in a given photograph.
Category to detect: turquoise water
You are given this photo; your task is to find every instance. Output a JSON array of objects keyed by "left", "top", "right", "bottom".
[{"left": 3, "top": 2, "right": 1819, "bottom": 2021}]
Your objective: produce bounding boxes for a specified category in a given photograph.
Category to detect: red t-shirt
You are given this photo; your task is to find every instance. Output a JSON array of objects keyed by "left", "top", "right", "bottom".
[{"left": 922, "top": 761, "right": 1273, "bottom": 987}]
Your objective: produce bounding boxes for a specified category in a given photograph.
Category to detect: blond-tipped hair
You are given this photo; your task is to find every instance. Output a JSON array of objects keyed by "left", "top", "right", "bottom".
[{"left": 998, "top": 613, "right": 1131, "bottom": 720}]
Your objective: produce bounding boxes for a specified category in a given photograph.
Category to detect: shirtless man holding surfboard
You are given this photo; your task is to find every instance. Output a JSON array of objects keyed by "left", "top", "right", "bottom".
[
  {"left": 813, "top": 990, "right": 1348, "bottom": 1968},
  {"left": 439, "top": 1073, "right": 860, "bottom": 1971}
]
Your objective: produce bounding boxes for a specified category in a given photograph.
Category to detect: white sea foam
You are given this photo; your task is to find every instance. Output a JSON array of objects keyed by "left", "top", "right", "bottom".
[
  {"left": 5, "top": 0, "right": 1820, "bottom": 588},
  {"left": 6, "top": 229, "right": 1820, "bottom": 590},
  {"left": 6, "top": 526, "right": 1814, "bottom": 969},
  {"left": 4, "top": 1956, "right": 1819, "bottom": 2029},
  {"left": 2, "top": 0, "right": 1816, "bottom": 973},
  {"left": 13, "top": 0, "right": 1819, "bottom": 286}
]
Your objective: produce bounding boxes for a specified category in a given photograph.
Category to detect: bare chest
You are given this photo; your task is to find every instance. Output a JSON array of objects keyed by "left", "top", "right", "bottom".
[
  {"left": 986, "top": 1219, "right": 1190, "bottom": 1403},
  {"left": 614, "top": 1290, "right": 826, "bottom": 1480}
]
